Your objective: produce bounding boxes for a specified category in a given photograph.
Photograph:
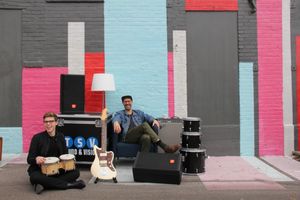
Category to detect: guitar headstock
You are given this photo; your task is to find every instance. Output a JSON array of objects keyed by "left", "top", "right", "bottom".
[{"left": 100, "top": 108, "right": 108, "bottom": 121}]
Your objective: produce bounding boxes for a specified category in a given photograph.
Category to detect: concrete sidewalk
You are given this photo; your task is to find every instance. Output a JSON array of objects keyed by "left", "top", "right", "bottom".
[
  {"left": 0, "top": 154, "right": 300, "bottom": 199},
  {"left": 1, "top": 153, "right": 300, "bottom": 185}
]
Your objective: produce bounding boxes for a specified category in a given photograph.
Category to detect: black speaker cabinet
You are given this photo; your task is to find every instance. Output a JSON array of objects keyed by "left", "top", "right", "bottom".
[
  {"left": 133, "top": 152, "right": 182, "bottom": 184},
  {"left": 60, "top": 74, "right": 85, "bottom": 114}
]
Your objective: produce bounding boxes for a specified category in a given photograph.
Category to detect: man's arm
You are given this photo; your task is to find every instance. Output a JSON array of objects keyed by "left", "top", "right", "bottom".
[
  {"left": 142, "top": 111, "right": 160, "bottom": 128},
  {"left": 27, "top": 135, "right": 45, "bottom": 165},
  {"left": 59, "top": 132, "right": 68, "bottom": 154},
  {"left": 112, "top": 111, "right": 122, "bottom": 134}
]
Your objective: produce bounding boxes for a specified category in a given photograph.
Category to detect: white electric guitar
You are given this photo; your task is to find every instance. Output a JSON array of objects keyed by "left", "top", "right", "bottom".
[{"left": 91, "top": 108, "right": 117, "bottom": 183}]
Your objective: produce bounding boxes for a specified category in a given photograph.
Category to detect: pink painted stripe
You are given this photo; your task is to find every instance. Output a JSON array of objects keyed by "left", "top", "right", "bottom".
[
  {"left": 199, "top": 157, "right": 285, "bottom": 190},
  {"left": 168, "top": 52, "right": 175, "bottom": 117},
  {"left": 257, "top": 0, "right": 283, "bottom": 155},
  {"left": 22, "top": 67, "right": 68, "bottom": 152}
]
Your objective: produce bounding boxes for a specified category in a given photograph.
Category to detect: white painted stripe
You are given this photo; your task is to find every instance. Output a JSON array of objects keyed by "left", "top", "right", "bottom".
[
  {"left": 282, "top": 0, "right": 294, "bottom": 156},
  {"left": 68, "top": 22, "right": 85, "bottom": 75},
  {"left": 242, "top": 156, "right": 293, "bottom": 182},
  {"left": 173, "top": 30, "right": 187, "bottom": 118}
]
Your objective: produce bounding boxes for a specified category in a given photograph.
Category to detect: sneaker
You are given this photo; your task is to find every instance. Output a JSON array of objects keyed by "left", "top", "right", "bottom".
[
  {"left": 164, "top": 144, "right": 181, "bottom": 153},
  {"left": 34, "top": 184, "right": 44, "bottom": 194}
]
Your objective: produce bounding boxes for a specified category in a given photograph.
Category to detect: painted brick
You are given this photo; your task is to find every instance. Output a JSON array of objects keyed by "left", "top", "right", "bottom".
[
  {"left": 168, "top": 52, "right": 174, "bottom": 117},
  {"left": 238, "top": 0, "right": 259, "bottom": 155},
  {"left": 186, "top": 0, "right": 238, "bottom": 11},
  {"left": 257, "top": 0, "right": 283, "bottom": 155},
  {"left": 282, "top": 0, "right": 294, "bottom": 156},
  {"left": 239, "top": 63, "right": 255, "bottom": 156},
  {"left": 68, "top": 22, "right": 85, "bottom": 75},
  {"left": 167, "top": 0, "right": 186, "bottom": 51},
  {"left": 238, "top": 0, "right": 258, "bottom": 68},
  {"left": 0, "top": 128, "right": 22, "bottom": 154},
  {"left": 1, "top": 0, "right": 293, "bottom": 156},
  {"left": 85, "top": 52, "right": 105, "bottom": 113},
  {"left": 291, "top": 0, "right": 300, "bottom": 151},
  {"left": 296, "top": 37, "right": 300, "bottom": 150},
  {"left": 105, "top": 0, "right": 168, "bottom": 117},
  {"left": 173, "top": 30, "right": 187, "bottom": 118},
  {"left": 1, "top": 1, "right": 104, "bottom": 67},
  {"left": 22, "top": 67, "right": 68, "bottom": 152}
]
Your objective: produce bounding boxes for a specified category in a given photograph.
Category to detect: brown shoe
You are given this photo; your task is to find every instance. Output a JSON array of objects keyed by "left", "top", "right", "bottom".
[{"left": 164, "top": 144, "right": 181, "bottom": 153}]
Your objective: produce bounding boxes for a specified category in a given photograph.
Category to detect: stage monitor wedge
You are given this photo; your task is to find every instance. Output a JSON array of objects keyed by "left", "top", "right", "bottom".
[
  {"left": 133, "top": 152, "right": 182, "bottom": 184},
  {"left": 60, "top": 74, "right": 85, "bottom": 114}
]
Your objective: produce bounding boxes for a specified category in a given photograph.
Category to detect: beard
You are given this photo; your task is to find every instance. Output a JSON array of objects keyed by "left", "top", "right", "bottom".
[{"left": 124, "top": 104, "right": 132, "bottom": 112}]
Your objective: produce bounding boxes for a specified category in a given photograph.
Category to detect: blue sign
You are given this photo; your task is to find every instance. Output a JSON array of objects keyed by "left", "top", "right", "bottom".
[
  {"left": 74, "top": 136, "right": 86, "bottom": 148},
  {"left": 86, "top": 137, "right": 99, "bottom": 148},
  {"left": 65, "top": 136, "right": 99, "bottom": 149},
  {"left": 64, "top": 136, "right": 73, "bottom": 148}
]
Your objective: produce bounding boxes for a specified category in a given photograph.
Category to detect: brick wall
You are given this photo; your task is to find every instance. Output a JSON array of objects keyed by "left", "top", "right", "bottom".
[
  {"left": 105, "top": 0, "right": 168, "bottom": 117},
  {"left": 0, "top": 0, "right": 104, "bottom": 67},
  {"left": 185, "top": 0, "right": 238, "bottom": 11},
  {"left": 1, "top": 0, "right": 297, "bottom": 155},
  {"left": 257, "top": 0, "right": 284, "bottom": 155},
  {"left": 167, "top": 0, "right": 186, "bottom": 51},
  {"left": 237, "top": 0, "right": 259, "bottom": 155},
  {"left": 0, "top": 1, "right": 104, "bottom": 153},
  {"left": 291, "top": 0, "right": 300, "bottom": 151},
  {"left": 22, "top": 67, "right": 68, "bottom": 152},
  {"left": 0, "top": 128, "right": 22, "bottom": 154}
]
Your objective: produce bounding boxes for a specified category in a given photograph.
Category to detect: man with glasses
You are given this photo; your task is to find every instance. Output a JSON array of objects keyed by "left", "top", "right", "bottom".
[{"left": 27, "top": 112, "right": 86, "bottom": 194}]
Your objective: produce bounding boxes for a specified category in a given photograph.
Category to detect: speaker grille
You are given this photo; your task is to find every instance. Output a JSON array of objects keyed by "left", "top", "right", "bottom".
[{"left": 60, "top": 74, "right": 85, "bottom": 114}]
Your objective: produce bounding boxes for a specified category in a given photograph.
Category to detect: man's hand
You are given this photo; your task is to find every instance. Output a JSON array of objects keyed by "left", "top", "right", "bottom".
[
  {"left": 114, "top": 121, "right": 122, "bottom": 134},
  {"left": 36, "top": 156, "right": 46, "bottom": 165},
  {"left": 152, "top": 120, "right": 160, "bottom": 129}
]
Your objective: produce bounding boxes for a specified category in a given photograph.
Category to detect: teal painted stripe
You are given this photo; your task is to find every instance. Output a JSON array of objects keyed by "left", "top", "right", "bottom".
[
  {"left": 239, "top": 62, "right": 255, "bottom": 156},
  {"left": 104, "top": 0, "right": 168, "bottom": 117},
  {"left": 242, "top": 156, "right": 293, "bottom": 182},
  {"left": 0, "top": 127, "right": 22, "bottom": 154}
]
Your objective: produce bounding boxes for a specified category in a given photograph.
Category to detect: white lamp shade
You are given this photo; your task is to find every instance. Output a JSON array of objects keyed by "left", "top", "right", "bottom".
[{"left": 91, "top": 73, "right": 116, "bottom": 91}]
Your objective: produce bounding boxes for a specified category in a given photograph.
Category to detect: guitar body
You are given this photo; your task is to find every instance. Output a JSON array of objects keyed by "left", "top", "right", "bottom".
[
  {"left": 90, "top": 108, "right": 117, "bottom": 182},
  {"left": 91, "top": 145, "right": 117, "bottom": 180}
]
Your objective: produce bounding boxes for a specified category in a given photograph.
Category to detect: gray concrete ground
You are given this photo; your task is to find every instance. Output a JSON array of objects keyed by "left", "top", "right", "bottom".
[{"left": 0, "top": 154, "right": 300, "bottom": 200}]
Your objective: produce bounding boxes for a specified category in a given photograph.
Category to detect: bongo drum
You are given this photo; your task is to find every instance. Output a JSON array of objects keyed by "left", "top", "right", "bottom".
[
  {"left": 41, "top": 157, "right": 60, "bottom": 176},
  {"left": 182, "top": 117, "right": 201, "bottom": 132},
  {"left": 180, "top": 148, "right": 206, "bottom": 174},
  {"left": 59, "top": 154, "right": 76, "bottom": 171},
  {"left": 181, "top": 131, "right": 203, "bottom": 148}
]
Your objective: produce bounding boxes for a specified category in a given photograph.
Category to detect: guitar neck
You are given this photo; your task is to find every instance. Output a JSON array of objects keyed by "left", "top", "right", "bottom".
[{"left": 101, "top": 119, "right": 107, "bottom": 151}]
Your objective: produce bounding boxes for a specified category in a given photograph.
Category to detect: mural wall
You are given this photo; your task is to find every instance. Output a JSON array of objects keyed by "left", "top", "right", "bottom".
[{"left": 0, "top": 0, "right": 299, "bottom": 156}]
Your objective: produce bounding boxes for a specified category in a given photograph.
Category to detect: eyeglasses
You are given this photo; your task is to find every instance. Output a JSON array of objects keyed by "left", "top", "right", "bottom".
[{"left": 43, "top": 120, "right": 56, "bottom": 124}]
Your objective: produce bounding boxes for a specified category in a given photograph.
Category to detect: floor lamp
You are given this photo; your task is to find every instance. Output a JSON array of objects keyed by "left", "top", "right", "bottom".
[
  {"left": 90, "top": 73, "right": 117, "bottom": 183},
  {"left": 91, "top": 73, "right": 116, "bottom": 113}
]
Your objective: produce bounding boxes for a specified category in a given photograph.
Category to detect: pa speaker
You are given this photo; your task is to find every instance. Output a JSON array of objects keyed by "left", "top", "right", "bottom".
[
  {"left": 133, "top": 152, "right": 182, "bottom": 184},
  {"left": 60, "top": 74, "right": 85, "bottom": 114}
]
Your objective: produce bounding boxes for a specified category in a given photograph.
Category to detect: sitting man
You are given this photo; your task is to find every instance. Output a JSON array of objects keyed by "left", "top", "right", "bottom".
[
  {"left": 112, "top": 95, "right": 180, "bottom": 153},
  {"left": 27, "top": 112, "right": 86, "bottom": 194}
]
